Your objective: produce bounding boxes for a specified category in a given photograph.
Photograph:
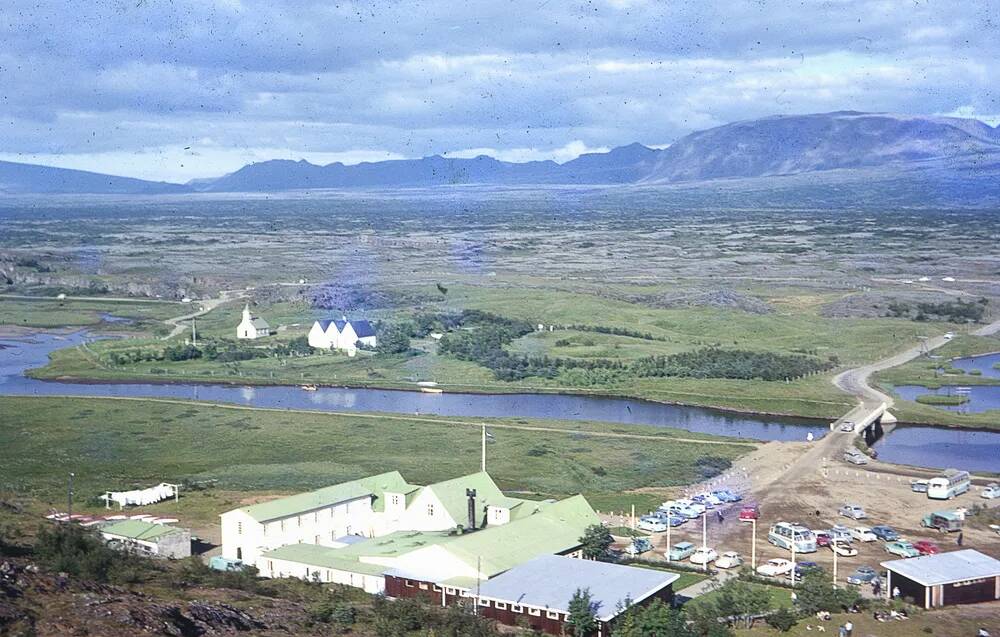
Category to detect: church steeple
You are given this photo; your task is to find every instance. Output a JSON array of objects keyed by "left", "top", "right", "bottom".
[{"left": 243, "top": 303, "right": 252, "bottom": 322}]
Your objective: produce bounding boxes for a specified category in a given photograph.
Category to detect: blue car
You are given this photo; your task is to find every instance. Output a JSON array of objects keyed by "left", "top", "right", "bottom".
[
  {"left": 871, "top": 525, "right": 899, "bottom": 541},
  {"left": 794, "top": 561, "right": 822, "bottom": 578},
  {"left": 712, "top": 489, "right": 742, "bottom": 503},
  {"left": 691, "top": 495, "right": 716, "bottom": 509}
]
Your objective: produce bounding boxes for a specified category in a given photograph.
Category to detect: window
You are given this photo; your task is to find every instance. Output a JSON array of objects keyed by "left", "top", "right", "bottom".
[
  {"left": 418, "top": 582, "right": 429, "bottom": 590},
  {"left": 426, "top": 504, "right": 435, "bottom": 516},
  {"left": 528, "top": 608, "right": 541, "bottom": 617},
  {"left": 280, "top": 520, "right": 285, "bottom": 532},
  {"left": 495, "top": 602, "right": 507, "bottom": 610},
  {"left": 511, "top": 604, "right": 523, "bottom": 613},
  {"left": 546, "top": 610, "right": 559, "bottom": 620},
  {"left": 432, "top": 585, "right": 442, "bottom": 592},
  {"left": 237, "top": 522, "right": 242, "bottom": 535},
  {"left": 445, "top": 587, "right": 456, "bottom": 595},
  {"left": 314, "top": 511, "right": 319, "bottom": 523},
  {"left": 391, "top": 495, "right": 400, "bottom": 506},
  {"left": 405, "top": 579, "right": 414, "bottom": 588},
  {"left": 478, "top": 599, "right": 490, "bottom": 607}
]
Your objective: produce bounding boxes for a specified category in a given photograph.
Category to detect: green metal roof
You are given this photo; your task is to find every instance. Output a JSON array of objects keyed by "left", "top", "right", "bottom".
[
  {"left": 101, "top": 520, "right": 184, "bottom": 541},
  {"left": 437, "top": 494, "right": 599, "bottom": 577},
  {"left": 334, "top": 530, "right": 457, "bottom": 560},
  {"left": 261, "top": 544, "right": 387, "bottom": 576},
  {"left": 239, "top": 471, "right": 412, "bottom": 522},
  {"left": 423, "top": 472, "right": 506, "bottom": 528}
]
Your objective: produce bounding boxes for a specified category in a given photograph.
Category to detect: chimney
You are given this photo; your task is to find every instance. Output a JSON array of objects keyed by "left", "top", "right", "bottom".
[{"left": 466, "top": 488, "right": 477, "bottom": 530}]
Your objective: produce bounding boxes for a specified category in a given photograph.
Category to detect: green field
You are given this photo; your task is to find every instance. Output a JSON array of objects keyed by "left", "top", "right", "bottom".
[
  {"left": 0, "top": 396, "right": 753, "bottom": 525},
  {"left": 0, "top": 296, "right": 181, "bottom": 331}
]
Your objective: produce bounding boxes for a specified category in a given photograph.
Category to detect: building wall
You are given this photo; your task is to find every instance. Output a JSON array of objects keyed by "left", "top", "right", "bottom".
[
  {"left": 942, "top": 576, "right": 998, "bottom": 607},
  {"left": 308, "top": 322, "right": 334, "bottom": 349},
  {"left": 395, "top": 489, "right": 458, "bottom": 532},
  {"left": 220, "top": 495, "right": 375, "bottom": 565},
  {"left": 261, "top": 557, "right": 385, "bottom": 594},
  {"left": 103, "top": 529, "right": 191, "bottom": 559}
]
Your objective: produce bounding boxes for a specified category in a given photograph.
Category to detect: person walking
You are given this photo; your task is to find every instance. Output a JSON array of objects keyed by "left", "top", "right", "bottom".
[
  {"left": 957, "top": 531, "right": 964, "bottom": 546},
  {"left": 716, "top": 509, "right": 724, "bottom": 523},
  {"left": 844, "top": 620, "right": 853, "bottom": 637},
  {"left": 872, "top": 578, "right": 881, "bottom": 597},
  {"left": 892, "top": 586, "right": 900, "bottom": 599}
]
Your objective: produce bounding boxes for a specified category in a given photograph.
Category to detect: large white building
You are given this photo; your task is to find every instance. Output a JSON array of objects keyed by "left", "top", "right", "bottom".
[
  {"left": 307, "top": 317, "right": 377, "bottom": 351},
  {"left": 219, "top": 471, "right": 599, "bottom": 595},
  {"left": 236, "top": 303, "right": 271, "bottom": 340}
]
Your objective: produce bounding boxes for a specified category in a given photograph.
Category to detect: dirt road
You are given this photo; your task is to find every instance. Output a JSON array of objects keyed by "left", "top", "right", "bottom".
[{"left": 162, "top": 289, "right": 245, "bottom": 339}]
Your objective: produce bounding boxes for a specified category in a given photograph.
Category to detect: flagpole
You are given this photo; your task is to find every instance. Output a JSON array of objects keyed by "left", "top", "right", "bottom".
[{"left": 481, "top": 424, "right": 486, "bottom": 472}]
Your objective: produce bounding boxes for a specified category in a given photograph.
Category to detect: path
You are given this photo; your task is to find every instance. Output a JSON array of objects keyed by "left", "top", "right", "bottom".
[
  {"left": 0, "top": 293, "right": 176, "bottom": 304},
  {"left": 162, "top": 289, "right": 245, "bottom": 339}
]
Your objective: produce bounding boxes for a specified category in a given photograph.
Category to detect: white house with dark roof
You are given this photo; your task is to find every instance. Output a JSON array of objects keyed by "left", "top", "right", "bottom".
[
  {"left": 236, "top": 303, "right": 271, "bottom": 339},
  {"left": 307, "top": 316, "right": 377, "bottom": 351}
]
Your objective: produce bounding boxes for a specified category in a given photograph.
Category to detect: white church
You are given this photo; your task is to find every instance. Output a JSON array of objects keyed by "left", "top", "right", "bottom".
[
  {"left": 308, "top": 317, "right": 377, "bottom": 351},
  {"left": 236, "top": 303, "right": 272, "bottom": 339}
]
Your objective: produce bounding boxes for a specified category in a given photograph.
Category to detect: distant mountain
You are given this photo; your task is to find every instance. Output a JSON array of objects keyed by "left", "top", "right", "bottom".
[
  {"left": 3, "top": 112, "right": 999, "bottom": 194},
  {"left": 640, "top": 111, "right": 1000, "bottom": 183},
  {"left": 0, "top": 160, "right": 190, "bottom": 195}
]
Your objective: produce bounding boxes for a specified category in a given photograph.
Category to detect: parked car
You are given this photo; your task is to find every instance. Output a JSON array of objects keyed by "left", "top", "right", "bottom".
[
  {"left": 661, "top": 500, "right": 702, "bottom": 519},
  {"left": 982, "top": 483, "right": 1000, "bottom": 499},
  {"left": 846, "top": 566, "right": 880, "bottom": 585},
  {"left": 843, "top": 449, "right": 868, "bottom": 465},
  {"left": 849, "top": 526, "right": 877, "bottom": 542},
  {"left": 829, "top": 525, "right": 853, "bottom": 543},
  {"left": 675, "top": 499, "right": 706, "bottom": 515},
  {"left": 690, "top": 547, "right": 718, "bottom": 565},
  {"left": 715, "top": 551, "right": 743, "bottom": 569},
  {"left": 871, "top": 525, "right": 899, "bottom": 541},
  {"left": 839, "top": 504, "right": 868, "bottom": 520},
  {"left": 625, "top": 537, "right": 653, "bottom": 557},
  {"left": 814, "top": 531, "right": 832, "bottom": 547},
  {"left": 667, "top": 541, "right": 696, "bottom": 561},
  {"left": 712, "top": 489, "right": 742, "bottom": 503},
  {"left": 912, "top": 540, "right": 940, "bottom": 555},
  {"left": 738, "top": 504, "right": 760, "bottom": 521},
  {"left": 637, "top": 516, "right": 668, "bottom": 533},
  {"left": 922, "top": 510, "right": 964, "bottom": 532},
  {"left": 795, "top": 561, "right": 822, "bottom": 577},
  {"left": 691, "top": 495, "right": 717, "bottom": 509},
  {"left": 757, "top": 558, "right": 794, "bottom": 577},
  {"left": 839, "top": 421, "right": 855, "bottom": 432},
  {"left": 910, "top": 479, "right": 929, "bottom": 493},
  {"left": 829, "top": 542, "right": 858, "bottom": 557},
  {"left": 885, "top": 541, "right": 920, "bottom": 558}
]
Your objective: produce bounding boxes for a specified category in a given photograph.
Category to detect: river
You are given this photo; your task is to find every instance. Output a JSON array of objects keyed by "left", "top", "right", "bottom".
[{"left": 1, "top": 330, "right": 997, "bottom": 471}]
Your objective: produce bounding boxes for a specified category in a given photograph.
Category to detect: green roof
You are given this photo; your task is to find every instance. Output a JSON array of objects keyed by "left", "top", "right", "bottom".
[
  {"left": 262, "top": 544, "right": 387, "bottom": 576},
  {"left": 436, "top": 495, "right": 599, "bottom": 577},
  {"left": 239, "top": 471, "right": 412, "bottom": 522},
  {"left": 424, "top": 472, "right": 506, "bottom": 528},
  {"left": 102, "top": 520, "right": 184, "bottom": 541}
]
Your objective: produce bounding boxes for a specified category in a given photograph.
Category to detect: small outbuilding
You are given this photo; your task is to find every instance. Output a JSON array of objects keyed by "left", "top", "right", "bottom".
[
  {"left": 881, "top": 549, "right": 1000, "bottom": 609},
  {"left": 101, "top": 520, "right": 192, "bottom": 559},
  {"left": 473, "top": 554, "right": 678, "bottom": 636}
]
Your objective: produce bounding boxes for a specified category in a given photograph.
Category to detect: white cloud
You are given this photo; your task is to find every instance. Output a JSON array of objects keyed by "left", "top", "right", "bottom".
[{"left": 444, "top": 140, "right": 610, "bottom": 164}]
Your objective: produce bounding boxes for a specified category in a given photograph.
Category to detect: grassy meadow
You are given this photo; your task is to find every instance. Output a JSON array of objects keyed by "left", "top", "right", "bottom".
[{"left": 0, "top": 396, "right": 754, "bottom": 525}]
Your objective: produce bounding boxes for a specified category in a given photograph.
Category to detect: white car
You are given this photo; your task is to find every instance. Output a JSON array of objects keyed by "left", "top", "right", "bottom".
[
  {"left": 675, "top": 499, "right": 706, "bottom": 515},
  {"left": 839, "top": 504, "right": 867, "bottom": 520},
  {"left": 830, "top": 542, "right": 858, "bottom": 557},
  {"left": 715, "top": 551, "right": 743, "bottom": 569},
  {"left": 696, "top": 492, "right": 724, "bottom": 506},
  {"left": 661, "top": 502, "right": 700, "bottom": 519},
  {"left": 850, "top": 526, "right": 877, "bottom": 542},
  {"left": 943, "top": 331, "right": 955, "bottom": 340},
  {"left": 756, "top": 558, "right": 794, "bottom": 577},
  {"left": 689, "top": 547, "right": 718, "bottom": 565},
  {"left": 981, "top": 483, "right": 1000, "bottom": 499},
  {"left": 637, "top": 517, "right": 668, "bottom": 533}
]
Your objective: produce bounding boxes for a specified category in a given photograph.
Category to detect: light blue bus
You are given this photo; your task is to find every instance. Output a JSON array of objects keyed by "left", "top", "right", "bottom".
[{"left": 927, "top": 469, "right": 971, "bottom": 500}]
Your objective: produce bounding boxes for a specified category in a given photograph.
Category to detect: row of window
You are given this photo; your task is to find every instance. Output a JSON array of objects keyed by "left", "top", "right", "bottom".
[{"left": 398, "top": 580, "right": 560, "bottom": 620}]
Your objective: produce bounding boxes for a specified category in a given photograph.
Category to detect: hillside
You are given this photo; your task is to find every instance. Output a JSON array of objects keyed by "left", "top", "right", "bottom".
[{"left": 0, "top": 161, "right": 190, "bottom": 195}]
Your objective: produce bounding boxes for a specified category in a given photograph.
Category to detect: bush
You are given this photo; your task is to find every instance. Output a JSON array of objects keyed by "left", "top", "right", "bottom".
[
  {"left": 34, "top": 524, "right": 139, "bottom": 584},
  {"left": 765, "top": 607, "right": 798, "bottom": 632}
]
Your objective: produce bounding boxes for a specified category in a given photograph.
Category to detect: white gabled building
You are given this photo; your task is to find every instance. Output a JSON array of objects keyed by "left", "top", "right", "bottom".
[
  {"left": 236, "top": 303, "right": 271, "bottom": 340},
  {"left": 307, "top": 317, "right": 377, "bottom": 351}
]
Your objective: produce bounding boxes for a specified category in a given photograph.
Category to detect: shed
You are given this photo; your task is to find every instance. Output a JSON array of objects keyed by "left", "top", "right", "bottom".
[
  {"left": 101, "top": 520, "right": 191, "bottom": 559},
  {"left": 881, "top": 549, "right": 1000, "bottom": 609},
  {"left": 474, "top": 554, "right": 678, "bottom": 636}
]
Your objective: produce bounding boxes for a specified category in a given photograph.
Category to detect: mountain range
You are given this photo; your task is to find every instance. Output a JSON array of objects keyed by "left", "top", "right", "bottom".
[{"left": 2, "top": 111, "right": 999, "bottom": 194}]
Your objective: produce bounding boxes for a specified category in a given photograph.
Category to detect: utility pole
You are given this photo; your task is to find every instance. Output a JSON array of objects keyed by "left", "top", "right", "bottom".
[
  {"left": 67, "top": 472, "right": 75, "bottom": 521},
  {"left": 481, "top": 424, "right": 486, "bottom": 472},
  {"left": 701, "top": 511, "right": 708, "bottom": 572},
  {"left": 751, "top": 518, "right": 757, "bottom": 570},
  {"left": 832, "top": 541, "right": 838, "bottom": 586},
  {"left": 666, "top": 506, "right": 671, "bottom": 563},
  {"left": 791, "top": 539, "right": 797, "bottom": 587},
  {"left": 192, "top": 317, "right": 197, "bottom": 346}
]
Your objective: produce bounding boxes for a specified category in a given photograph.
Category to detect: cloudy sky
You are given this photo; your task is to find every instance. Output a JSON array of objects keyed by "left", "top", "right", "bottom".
[{"left": 1, "top": 0, "right": 996, "bottom": 182}]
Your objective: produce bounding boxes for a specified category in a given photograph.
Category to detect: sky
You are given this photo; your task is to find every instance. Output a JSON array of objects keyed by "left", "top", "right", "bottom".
[{"left": 0, "top": 0, "right": 997, "bottom": 182}]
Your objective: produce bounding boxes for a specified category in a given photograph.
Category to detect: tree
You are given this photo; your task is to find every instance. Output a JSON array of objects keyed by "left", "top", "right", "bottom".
[
  {"left": 578, "top": 524, "right": 614, "bottom": 560},
  {"left": 695, "top": 578, "right": 771, "bottom": 630},
  {"left": 375, "top": 324, "right": 411, "bottom": 354},
  {"left": 795, "top": 570, "right": 860, "bottom": 614},
  {"left": 567, "top": 588, "right": 597, "bottom": 637},
  {"left": 765, "top": 607, "right": 798, "bottom": 632}
]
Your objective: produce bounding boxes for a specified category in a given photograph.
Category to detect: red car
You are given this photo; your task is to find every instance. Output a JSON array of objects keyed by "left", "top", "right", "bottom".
[
  {"left": 739, "top": 505, "right": 760, "bottom": 521},
  {"left": 913, "top": 540, "right": 940, "bottom": 555},
  {"left": 814, "top": 531, "right": 832, "bottom": 547}
]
